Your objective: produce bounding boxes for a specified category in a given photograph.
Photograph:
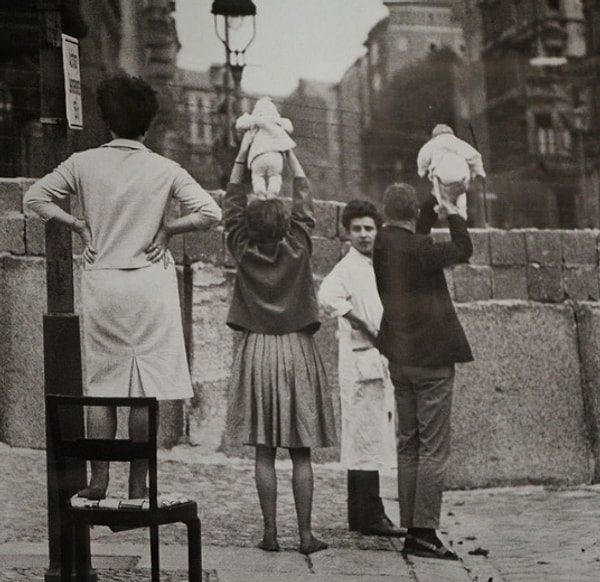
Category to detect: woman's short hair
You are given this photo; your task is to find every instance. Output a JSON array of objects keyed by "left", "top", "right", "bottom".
[
  {"left": 96, "top": 74, "right": 159, "bottom": 138},
  {"left": 382, "top": 183, "right": 420, "bottom": 222},
  {"left": 245, "top": 199, "right": 289, "bottom": 243},
  {"left": 341, "top": 199, "right": 382, "bottom": 231}
]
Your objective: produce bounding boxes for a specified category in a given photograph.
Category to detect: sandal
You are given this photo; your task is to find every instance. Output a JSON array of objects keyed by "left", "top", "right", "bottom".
[{"left": 403, "top": 535, "right": 458, "bottom": 561}]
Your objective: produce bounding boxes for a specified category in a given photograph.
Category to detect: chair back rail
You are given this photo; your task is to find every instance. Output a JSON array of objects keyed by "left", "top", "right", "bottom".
[{"left": 46, "top": 394, "right": 159, "bottom": 508}]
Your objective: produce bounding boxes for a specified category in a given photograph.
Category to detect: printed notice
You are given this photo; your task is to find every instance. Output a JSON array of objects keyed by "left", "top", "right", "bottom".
[{"left": 62, "top": 34, "right": 83, "bottom": 130}]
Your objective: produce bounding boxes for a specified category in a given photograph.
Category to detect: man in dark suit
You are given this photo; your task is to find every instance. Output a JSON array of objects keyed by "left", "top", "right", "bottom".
[{"left": 373, "top": 183, "right": 473, "bottom": 560}]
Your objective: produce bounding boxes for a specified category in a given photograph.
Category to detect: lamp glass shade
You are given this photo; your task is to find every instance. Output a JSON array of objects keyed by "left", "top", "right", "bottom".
[{"left": 211, "top": 0, "right": 257, "bottom": 16}]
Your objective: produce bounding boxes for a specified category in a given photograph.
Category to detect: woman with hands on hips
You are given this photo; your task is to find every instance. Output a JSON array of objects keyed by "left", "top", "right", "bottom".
[{"left": 24, "top": 74, "right": 221, "bottom": 501}]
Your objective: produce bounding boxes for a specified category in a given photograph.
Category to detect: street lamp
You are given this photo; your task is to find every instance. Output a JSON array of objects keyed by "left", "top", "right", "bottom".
[{"left": 211, "top": 0, "right": 257, "bottom": 146}]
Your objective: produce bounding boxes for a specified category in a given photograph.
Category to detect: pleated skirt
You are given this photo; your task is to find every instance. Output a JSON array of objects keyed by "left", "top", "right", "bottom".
[
  {"left": 81, "top": 259, "right": 193, "bottom": 401},
  {"left": 225, "top": 331, "right": 337, "bottom": 449}
]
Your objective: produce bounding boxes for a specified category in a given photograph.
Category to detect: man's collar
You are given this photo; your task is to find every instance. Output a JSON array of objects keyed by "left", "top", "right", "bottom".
[
  {"left": 384, "top": 220, "right": 415, "bottom": 234},
  {"left": 101, "top": 138, "right": 148, "bottom": 151},
  {"left": 347, "top": 245, "right": 373, "bottom": 264}
]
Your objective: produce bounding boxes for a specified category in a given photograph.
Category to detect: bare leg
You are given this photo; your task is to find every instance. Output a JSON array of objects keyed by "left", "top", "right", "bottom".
[
  {"left": 252, "top": 174, "right": 268, "bottom": 197},
  {"left": 255, "top": 445, "right": 279, "bottom": 551},
  {"left": 79, "top": 405, "right": 117, "bottom": 499},
  {"left": 128, "top": 405, "right": 149, "bottom": 498},
  {"left": 289, "top": 447, "right": 327, "bottom": 555},
  {"left": 266, "top": 174, "right": 282, "bottom": 198}
]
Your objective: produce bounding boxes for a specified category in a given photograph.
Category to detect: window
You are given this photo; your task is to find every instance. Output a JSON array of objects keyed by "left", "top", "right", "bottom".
[{"left": 535, "top": 114, "right": 556, "bottom": 154}]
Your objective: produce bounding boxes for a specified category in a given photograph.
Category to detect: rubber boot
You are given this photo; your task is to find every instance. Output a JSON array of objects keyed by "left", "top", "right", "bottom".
[{"left": 347, "top": 470, "right": 383, "bottom": 531}]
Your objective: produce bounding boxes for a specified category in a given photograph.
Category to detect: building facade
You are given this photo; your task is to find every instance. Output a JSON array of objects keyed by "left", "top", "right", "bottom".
[
  {"left": 479, "top": 0, "right": 593, "bottom": 228},
  {"left": 0, "top": 0, "right": 180, "bottom": 178}
]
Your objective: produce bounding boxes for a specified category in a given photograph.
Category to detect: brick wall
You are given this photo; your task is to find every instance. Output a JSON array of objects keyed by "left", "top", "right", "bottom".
[
  {"left": 5, "top": 178, "right": 600, "bottom": 486},
  {"left": 5, "top": 178, "right": 599, "bottom": 303}
]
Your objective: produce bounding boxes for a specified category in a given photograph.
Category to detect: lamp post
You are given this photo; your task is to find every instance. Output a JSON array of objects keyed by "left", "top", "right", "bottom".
[{"left": 211, "top": 0, "right": 257, "bottom": 147}]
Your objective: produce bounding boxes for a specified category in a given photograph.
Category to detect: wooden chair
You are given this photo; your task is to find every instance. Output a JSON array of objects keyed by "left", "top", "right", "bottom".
[{"left": 46, "top": 394, "right": 202, "bottom": 582}]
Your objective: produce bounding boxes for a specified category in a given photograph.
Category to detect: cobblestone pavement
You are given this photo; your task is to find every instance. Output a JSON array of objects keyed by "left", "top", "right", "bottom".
[{"left": 2, "top": 443, "right": 600, "bottom": 581}]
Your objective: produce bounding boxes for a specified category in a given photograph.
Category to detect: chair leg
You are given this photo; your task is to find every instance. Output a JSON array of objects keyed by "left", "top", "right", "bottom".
[
  {"left": 150, "top": 524, "right": 160, "bottom": 582},
  {"left": 60, "top": 518, "right": 73, "bottom": 582},
  {"left": 186, "top": 518, "right": 202, "bottom": 582},
  {"left": 74, "top": 523, "right": 89, "bottom": 582}
]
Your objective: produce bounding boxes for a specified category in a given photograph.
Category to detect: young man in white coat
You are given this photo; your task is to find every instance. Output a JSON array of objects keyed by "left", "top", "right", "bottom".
[{"left": 319, "top": 200, "right": 404, "bottom": 537}]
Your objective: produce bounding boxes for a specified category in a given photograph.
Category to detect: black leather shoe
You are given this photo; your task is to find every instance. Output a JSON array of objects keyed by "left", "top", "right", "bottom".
[{"left": 360, "top": 515, "right": 407, "bottom": 537}]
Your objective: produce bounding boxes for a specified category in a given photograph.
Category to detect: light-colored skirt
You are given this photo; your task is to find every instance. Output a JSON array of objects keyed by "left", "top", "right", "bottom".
[
  {"left": 81, "top": 259, "right": 193, "bottom": 401},
  {"left": 225, "top": 331, "right": 337, "bottom": 449}
]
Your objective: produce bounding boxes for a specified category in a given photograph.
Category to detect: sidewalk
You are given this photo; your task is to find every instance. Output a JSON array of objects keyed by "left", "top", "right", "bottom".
[{"left": 1, "top": 443, "right": 599, "bottom": 581}]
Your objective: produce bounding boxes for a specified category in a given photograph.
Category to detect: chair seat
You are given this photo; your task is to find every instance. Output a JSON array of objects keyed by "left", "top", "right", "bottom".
[{"left": 70, "top": 493, "right": 191, "bottom": 510}]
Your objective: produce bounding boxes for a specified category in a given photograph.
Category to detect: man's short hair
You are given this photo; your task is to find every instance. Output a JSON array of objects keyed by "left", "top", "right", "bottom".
[
  {"left": 382, "top": 183, "right": 420, "bottom": 222},
  {"left": 431, "top": 123, "right": 454, "bottom": 138},
  {"left": 245, "top": 198, "right": 289, "bottom": 243},
  {"left": 341, "top": 199, "right": 382, "bottom": 231},
  {"left": 96, "top": 74, "right": 159, "bottom": 138}
]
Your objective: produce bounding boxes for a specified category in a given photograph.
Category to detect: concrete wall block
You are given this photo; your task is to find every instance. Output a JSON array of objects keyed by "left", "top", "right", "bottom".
[
  {"left": 24, "top": 217, "right": 45, "bottom": 256},
  {"left": 527, "top": 265, "right": 564, "bottom": 302},
  {"left": 469, "top": 229, "right": 490, "bottom": 265},
  {"left": 0, "top": 257, "right": 46, "bottom": 447},
  {"left": 492, "top": 266, "right": 528, "bottom": 300},
  {"left": 562, "top": 267, "right": 599, "bottom": 301},
  {"left": 426, "top": 229, "right": 489, "bottom": 264},
  {"left": 448, "top": 302, "right": 590, "bottom": 488},
  {"left": 574, "top": 302, "right": 600, "bottom": 482},
  {"left": 23, "top": 218, "right": 84, "bottom": 258},
  {"left": 0, "top": 179, "right": 25, "bottom": 212},
  {"left": 453, "top": 264, "right": 492, "bottom": 302},
  {"left": 0, "top": 213, "right": 26, "bottom": 255},
  {"left": 169, "top": 234, "right": 184, "bottom": 264},
  {"left": 490, "top": 230, "right": 527, "bottom": 266},
  {"left": 311, "top": 237, "right": 344, "bottom": 277},
  {"left": 525, "top": 230, "right": 561, "bottom": 266},
  {"left": 562, "top": 231, "right": 598, "bottom": 265},
  {"left": 191, "top": 266, "right": 234, "bottom": 383},
  {"left": 71, "top": 230, "right": 84, "bottom": 257},
  {"left": 313, "top": 199, "right": 342, "bottom": 239},
  {"left": 184, "top": 226, "right": 224, "bottom": 265}
]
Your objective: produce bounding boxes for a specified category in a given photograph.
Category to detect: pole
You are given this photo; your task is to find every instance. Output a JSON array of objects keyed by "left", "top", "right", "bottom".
[
  {"left": 224, "top": 17, "right": 233, "bottom": 148},
  {"left": 468, "top": 122, "right": 489, "bottom": 227},
  {"left": 39, "top": 2, "right": 96, "bottom": 581},
  {"left": 577, "top": 128, "right": 590, "bottom": 226}
]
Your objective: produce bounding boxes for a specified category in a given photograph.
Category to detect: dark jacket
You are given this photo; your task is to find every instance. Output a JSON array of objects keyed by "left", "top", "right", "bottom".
[
  {"left": 373, "top": 201, "right": 473, "bottom": 367},
  {"left": 224, "top": 177, "right": 320, "bottom": 335}
]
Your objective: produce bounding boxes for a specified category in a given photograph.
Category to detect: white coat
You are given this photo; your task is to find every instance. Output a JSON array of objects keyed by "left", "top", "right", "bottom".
[{"left": 318, "top": 247, "right": 396, "bottom": 470}]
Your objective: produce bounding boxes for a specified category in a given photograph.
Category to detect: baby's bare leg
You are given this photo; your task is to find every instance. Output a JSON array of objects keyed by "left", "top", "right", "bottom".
[
  {"left": 266, "top": 174, "right": 282, "bottom": 198},
  {"left": 252, "top": 174, "right": 268, "bottom": 197}
]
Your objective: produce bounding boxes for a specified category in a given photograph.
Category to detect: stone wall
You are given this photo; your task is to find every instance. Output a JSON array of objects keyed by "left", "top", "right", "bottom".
[{"left": 3, "top": 177, "right": 600, "bottom": 487}]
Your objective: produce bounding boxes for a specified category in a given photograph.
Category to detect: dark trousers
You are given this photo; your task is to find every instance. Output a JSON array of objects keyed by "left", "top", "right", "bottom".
[
  {"left": 347, "top": 469, "right": 386, "bottom": 531},
  {"left": 390, "top": 364, "right": 454, "bottom": 529}
]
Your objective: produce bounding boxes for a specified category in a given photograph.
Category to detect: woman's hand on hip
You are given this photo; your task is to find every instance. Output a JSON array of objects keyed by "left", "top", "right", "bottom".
[
  {"left": 73, "top": 218, "right": 96, "bottom": 265},
  {"left": 146, "top": 225, "right": 171, "bottom": 264}
]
